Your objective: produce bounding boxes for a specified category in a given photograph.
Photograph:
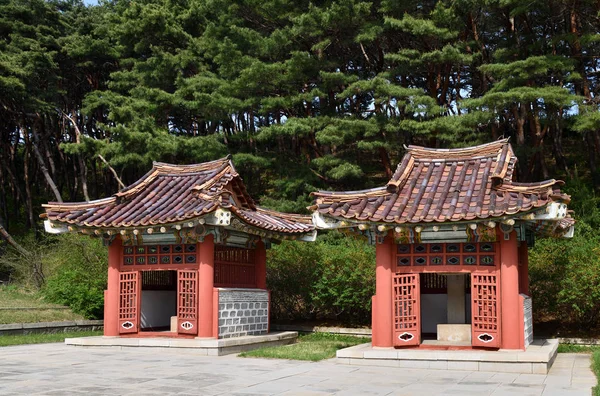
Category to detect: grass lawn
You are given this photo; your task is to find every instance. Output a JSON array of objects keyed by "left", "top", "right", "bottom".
[
  {"left": 239, "top": 332, "right": 370, "bottom": 361},
  {"left": 0, "top": 285, "right": 84, "bottom": 324},
  {"left": 0, "top": 330, "right": 102, "bottom": 347},
  {"left": 558, "top": 344, "right": 600, "bottom": 396}
]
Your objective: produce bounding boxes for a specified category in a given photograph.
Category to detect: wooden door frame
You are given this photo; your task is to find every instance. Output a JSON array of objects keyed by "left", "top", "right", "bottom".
[{"left": 392, "top": 241, "right": 502, "bottom": 348}]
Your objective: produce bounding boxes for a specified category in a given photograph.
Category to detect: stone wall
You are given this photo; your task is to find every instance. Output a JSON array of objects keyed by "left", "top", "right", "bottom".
[
  {"left": 217, "top": 288, "right": 269, "bottom": 339},
  {"left": 522, "top": 294, "right": 533, "bottom": 348},
  {"left": 0, "top": 320, "right": 103, "bottom": 336}
]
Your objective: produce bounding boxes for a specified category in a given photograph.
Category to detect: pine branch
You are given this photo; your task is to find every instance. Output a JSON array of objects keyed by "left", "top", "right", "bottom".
[
  {"left": 30, "top": 132, "right": 63, "bottom": 203},
  {"left": 98, "top": 154, "right": 126, "bottom": 190},
  {"left": 0, "top": 225, "right": 30, "bottom": 257}
]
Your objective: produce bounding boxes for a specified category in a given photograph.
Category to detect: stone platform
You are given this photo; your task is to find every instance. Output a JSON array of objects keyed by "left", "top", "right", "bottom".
[
  {"left": 336, "top": 338, "right": 558, "bottom": 374},
  {"left": 65, "top": 331, "right": 297, "bottom": 356}
]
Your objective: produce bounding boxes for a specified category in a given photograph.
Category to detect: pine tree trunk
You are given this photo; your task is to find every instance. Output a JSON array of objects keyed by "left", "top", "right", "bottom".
[
  {"left": 22, "top": 133, "right": 36, "bottom": 231},
  {"left": 64, "top": 112, "right": 90, "bottom": 201},
  {"left": 585, "top": 132, "right": 600, "bottom": 188},
  {"left": 569, "top": 3, "right": 591, "bottom": 98},
  {"left": 551, "top": 117, "right": 571, "bottom": 178},
  {"left": 379, "top": 147, "right": 393, "bottom": 178},
  {"left": 31, "top": 125, "right": 63, "bottom": 203}
]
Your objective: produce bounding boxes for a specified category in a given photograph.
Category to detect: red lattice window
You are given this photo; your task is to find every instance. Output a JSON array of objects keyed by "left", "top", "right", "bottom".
[
  {"left": 396, "top": 242, "right": 498, "bottom": 270},
  {"left": 122, "top": 244, "right": 197, "bottom": 269},
  {"left": 392, "top": 273, "right": 420, "bottom": 346},
  {"left": 214, "top": 246, "right": 256, "bottom": 288},
  {"left": 471, "top": 273, "right": 501, "bottom": 348},
  {"left": 420, "top": 273, "right": 471, "bottom": 294},
  {"left": 118, "top": 271, "right": 139, "bottom": 334},
  {"left": 177, "top": 270, "right": 198, "bottom": 335},
  {"left": 141, "top": 270, "right": 176, "bottom": 291}
]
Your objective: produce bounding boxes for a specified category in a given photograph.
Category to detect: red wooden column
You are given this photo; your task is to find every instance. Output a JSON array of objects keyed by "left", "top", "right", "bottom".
[
  {"left": 104, "top": 236, "right": 122, "bottom": 336},
  {"left": 518, "top": 242, "right": 529, "bottom": 295},
  {"left": 255, "top": 240, "right": 267, "bottom": 289},
  {"left": 500, "top": 231, "right": 523, "bottom": 349},
  {"left": 372, "top": 235, "right": 394, "bottom": 347},
  {"left": 198, "top": 234, "right": 216, "bottom": 338}
]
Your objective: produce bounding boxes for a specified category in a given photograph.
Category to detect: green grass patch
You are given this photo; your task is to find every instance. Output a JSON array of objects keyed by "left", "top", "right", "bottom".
[
  {"left": 0, "top": 330, "right": 102, "bottom": 347},
  {"left": 557, "top": 343, "right": 600, "bottom": 353},
  {"left": 239, "top": 332, "right": 370, "bottom": 361},
  {"left": 558, "top": 344, "right": 600, "bottom": 396},
  {"left": 592, "top": 350, "right": 600, "bottom": 396},
  {"left": 0, "top": 285, "right": 84, "bottom": 324}
]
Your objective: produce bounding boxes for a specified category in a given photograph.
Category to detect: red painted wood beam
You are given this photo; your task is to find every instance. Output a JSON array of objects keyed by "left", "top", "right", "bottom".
[
  {"left": 500, "top": 231, "right": 523, "bottom": 350},
  {"left": 198, "top": 235, "right": 215, "bottom": 338},
  {"left": 104, "top": 236, "right": 122, "bottom": 336},
  {"left": 372, "top": 235, "right": 394, "bottom": 347}
]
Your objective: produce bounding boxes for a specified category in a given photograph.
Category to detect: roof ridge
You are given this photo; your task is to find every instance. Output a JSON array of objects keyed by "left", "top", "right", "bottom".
[
  {"left": 311, "top": 186, "right": 388, "bottom": 199},
  {"left": 153, "top": 156, "right": 232, "bottom": 173},
  {"left": 115, "top": 157, "right": 233, "bottom": 200},
  {"left": 388, "top": 139, "right": 513, "bottom": 193},
  {"left": 406, "top": 138, "right": 509, "bottom": 155}
]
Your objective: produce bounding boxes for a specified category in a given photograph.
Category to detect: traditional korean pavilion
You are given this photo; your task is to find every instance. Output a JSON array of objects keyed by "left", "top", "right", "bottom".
[
  {"left": 43, "top": 157, "right": 315, "bottom": 339},
  {"left": 311, "top": 139, "right": 573, "bottom": 350}
]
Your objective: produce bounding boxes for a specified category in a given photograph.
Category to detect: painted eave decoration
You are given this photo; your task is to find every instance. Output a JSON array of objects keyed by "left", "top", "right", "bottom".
[
  {"left": 310, "top": 139, "right": 574, "bottom": 241},
  {"left": 42, "top": 157, "right": 316, "bottom": 243}
]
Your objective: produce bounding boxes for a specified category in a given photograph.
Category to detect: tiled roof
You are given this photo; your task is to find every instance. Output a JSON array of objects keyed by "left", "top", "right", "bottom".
[
  {"left": 43, "top": 157, "right": 314, "bottom": 235},
  {"left": 311, "top": 139, "right": 571, "bottom": 224}
]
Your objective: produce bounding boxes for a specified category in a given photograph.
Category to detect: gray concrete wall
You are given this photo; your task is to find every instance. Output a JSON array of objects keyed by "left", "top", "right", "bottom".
[
  {"left": 523, "top": 294, "right": 533, "bottom": 348},
  {"left": 140, "top": 290, "right": 177, "bottom": 329},
  {"left": 421, "top": 294, "right": 447, "bottom": 333},
  {"left": 421, "top": 292, "right": 471, "bottom": 334},
  {"left": 217, "top": 288, "right": 269, "bottom": 339}
]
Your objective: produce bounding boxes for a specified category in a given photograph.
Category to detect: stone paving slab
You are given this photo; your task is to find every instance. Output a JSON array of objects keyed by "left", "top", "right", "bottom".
[
  {"left": 0, "top": 344, "right": 595, "bottom": 395},
  {"left": 65, "top": 331, "right": 298, "bottom": 355},
  {"left": 337, "top": 339, "right": 559, "bottom": 374}
]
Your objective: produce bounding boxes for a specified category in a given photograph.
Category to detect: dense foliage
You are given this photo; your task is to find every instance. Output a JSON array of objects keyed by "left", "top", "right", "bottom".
[
  {"left": 267, "top": 231, "right": 375, "bottom": 325},
  {"left": 42, "top": 234, "right": 107, "bottom": 319},
  {"left": 529, "top": 182, "right": 600, "bottom": 328},
  {"left": 0, "top": 0, "right": 599, "bottom": 327}
]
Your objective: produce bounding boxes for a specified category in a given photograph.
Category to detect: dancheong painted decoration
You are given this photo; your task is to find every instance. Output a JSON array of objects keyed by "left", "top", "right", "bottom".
[
  {"left": 310, "top": 139, "right": 573, "bottom": 350},
  {"left": 41, "top": 139, "right": 574, "bottom": 351},
  {"left": 42, "top": 157, "right": 315, "bottom": 339}
]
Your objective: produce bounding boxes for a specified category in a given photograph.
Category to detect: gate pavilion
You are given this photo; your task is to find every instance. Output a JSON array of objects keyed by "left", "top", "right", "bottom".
[
  {"left": 311, "top": 140, "right": 573, "bottom": 350},
  {"left": 43, "top": 157, "right": 315, "bottom": 339}
]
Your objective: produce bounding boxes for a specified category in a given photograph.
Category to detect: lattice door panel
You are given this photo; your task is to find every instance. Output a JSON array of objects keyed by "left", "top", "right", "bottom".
[
  {"left": 118, "top": 271, "right": 139, "bottom": 334},
  {"left": 392, "top": 273, "right": 421, "bottom": 346},
  {"left": 177, "top": 270, "right": 198, "bottom": 335},
  {"left": 471, "top": 273, "right": 501, "bottom": 348}
]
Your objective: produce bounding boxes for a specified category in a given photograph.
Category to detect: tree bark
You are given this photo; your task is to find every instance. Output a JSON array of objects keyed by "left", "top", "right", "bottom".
[
  {"left": 550, "top": 116, "right": 571, "bottom": 178},
  {"left": 98, "top": 154, "right": 126, "bottom": 190},
  {"left": 31, "top": 128, "right": 63, "bottom": 203},
  {"left": 379, "top": 146, "right": 393, "bottom": 178},
  {"left": 63, "top": 112, "right": 90, "bottom": 201},
  {"left": 22, "top": 131, "right": 36, "bottom": 231},
  {"left": 0, "top": 224, "right": 30, "bottom": 257}
]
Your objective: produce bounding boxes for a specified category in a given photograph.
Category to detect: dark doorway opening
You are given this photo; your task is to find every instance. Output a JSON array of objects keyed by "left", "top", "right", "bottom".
[
  {"left": 420, "top": 273, "right": 471, "bottom": 343},
  {"left": 140, "top": 270, "right": 177, "bottom": 332}
]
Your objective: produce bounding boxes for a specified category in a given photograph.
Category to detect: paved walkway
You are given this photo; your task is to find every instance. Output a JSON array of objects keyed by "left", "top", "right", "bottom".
[{"left": 0, "top": 344, "right": 596, "bottom": 395}]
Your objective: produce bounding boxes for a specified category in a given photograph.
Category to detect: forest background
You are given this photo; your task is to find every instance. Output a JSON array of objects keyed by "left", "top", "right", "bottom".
[{"left": 0, "top": 0, "right": 599, "bottom": 332}]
